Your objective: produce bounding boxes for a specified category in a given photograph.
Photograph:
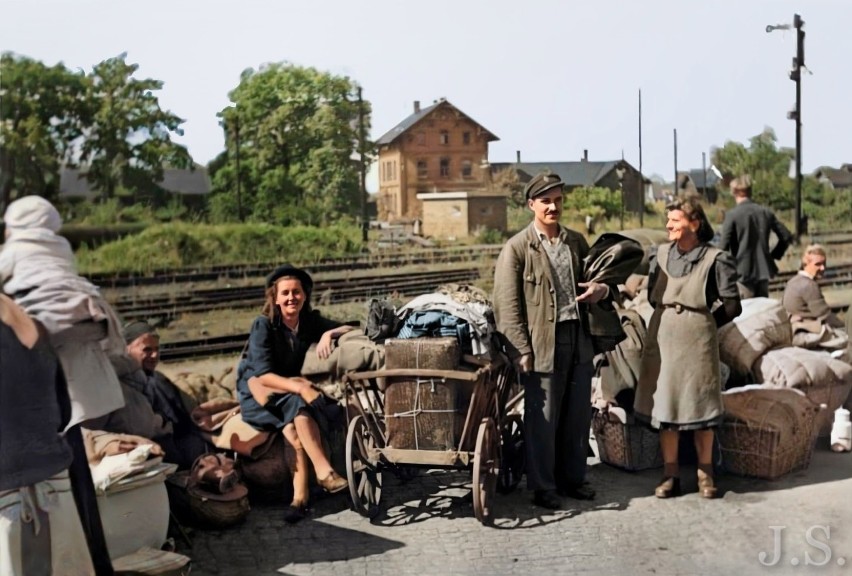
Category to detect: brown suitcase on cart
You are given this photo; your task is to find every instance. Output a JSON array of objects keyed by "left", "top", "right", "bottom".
[{"left": 384, "top": 337, "right": 460, "bottom": 370}]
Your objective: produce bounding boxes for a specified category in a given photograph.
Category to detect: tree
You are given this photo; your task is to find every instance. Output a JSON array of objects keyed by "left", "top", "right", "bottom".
[
  {"left": 564, "top": 186, "right": 621, "bottom": 220},
  {"left": 711, "top": 128, "right": 795, "bottom": 210},
  {"left": 79, "top": 53, "right": 191, "bottom": 200},
  {"left": 0, "top": 53, "right": 88, "bottom": 210},
  {"left": 490, "top": 168, "right": 525, "bottom": 208},
  {"left": 209, "top": 63, "right": 373, "bottom": 225}
]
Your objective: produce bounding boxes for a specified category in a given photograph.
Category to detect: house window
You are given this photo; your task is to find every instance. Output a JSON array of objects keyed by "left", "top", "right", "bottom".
[
  {"left": 463, "top": 131, "right": 471, "bottom": 145},
  {"left": 440, "top": 158, "right": 450, "bottom": 178},
  {"left": 417, "top": 160, "right": 428, "bottom": 180},
  {"left": 440, "top": 131, "right": 449, "bottom": 145},
  {"left": 461, "top": 160, "right": 472, "bottom": 178}
]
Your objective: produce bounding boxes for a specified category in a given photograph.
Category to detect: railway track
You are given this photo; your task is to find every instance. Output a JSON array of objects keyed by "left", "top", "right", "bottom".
[
  {"left": 112, "top": 255, "right": 852, "bottom": 323},
  {"left": 768, "top": 262, "right": 852, "bottom": 292},
  {"left": 88, "top": 245, "right": 502, "bottom": 289},
  {"left": 160, "top": 300, "right": 851, "bottom": 362},
  {"left": 116, "top": 267, "right": 482, "bottom": 322},
  {"left": 86, "top": 227, "right": 852, "bottom": 289}
]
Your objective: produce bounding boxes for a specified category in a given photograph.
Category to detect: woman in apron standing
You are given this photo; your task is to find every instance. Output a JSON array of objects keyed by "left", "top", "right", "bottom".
[{"left": 635, "top": 197, "right": 742, "bottom": 499}]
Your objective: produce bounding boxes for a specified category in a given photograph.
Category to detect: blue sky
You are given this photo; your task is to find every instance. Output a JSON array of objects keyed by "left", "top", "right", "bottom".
[{"left": 2, "top": 0, "right": 849, "bottom": 191}]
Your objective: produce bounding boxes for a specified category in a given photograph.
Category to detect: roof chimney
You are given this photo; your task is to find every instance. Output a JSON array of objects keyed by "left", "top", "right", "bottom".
[
  {"left": 414, "top": 100, "right": 421, "bottom": 113},
  {"left": 583, "top": 149, "right": 588, "bottom": 161},
  {"left": 516, "top": 150, "right": 521, "bottom": 163}
]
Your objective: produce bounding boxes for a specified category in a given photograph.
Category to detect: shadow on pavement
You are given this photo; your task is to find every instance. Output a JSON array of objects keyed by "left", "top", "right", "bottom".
[
  {"left": 176, "top": 497, "right": 404, "bottom": 576},
  {"left": 357, "top": 469, "right": 587, "bottom": 530},
  {"left": 584, "top": 437, "right": 852, "bottom": 502}
]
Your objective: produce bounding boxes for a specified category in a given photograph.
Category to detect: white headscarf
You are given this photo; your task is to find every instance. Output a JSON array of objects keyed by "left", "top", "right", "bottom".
[{"left": 4, "top": 195, "right": 63, "bottom": 233}]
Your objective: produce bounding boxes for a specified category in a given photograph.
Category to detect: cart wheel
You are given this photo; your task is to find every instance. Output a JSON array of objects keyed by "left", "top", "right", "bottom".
[
  {"left": 346, "top": 415, "right": 382, "bottom": 519},
  {"left": 472, "top": 417, "right": 499, "bottom": 525},
  {"left": 497, "top": 413, "right": 525, "bottom": 494}
]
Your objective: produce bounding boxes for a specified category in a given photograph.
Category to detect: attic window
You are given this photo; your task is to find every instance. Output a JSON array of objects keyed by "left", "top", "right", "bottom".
[
  {"left": 440, "top": 131, "right": 449, "bottom": 145},
  {"left": 463, "top": 132, "right": 471, "bottom": 145}
]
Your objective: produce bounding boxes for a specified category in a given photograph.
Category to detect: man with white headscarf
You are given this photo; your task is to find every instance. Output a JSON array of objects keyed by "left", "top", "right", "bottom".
[{"left": 1, "top": 195, "right": 125, "bottom": 428}]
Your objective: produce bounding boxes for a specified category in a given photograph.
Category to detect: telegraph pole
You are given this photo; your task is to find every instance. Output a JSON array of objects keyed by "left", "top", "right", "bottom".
[
  {"left": 673, "top": 129, "right": 678, "bottom": 192},
  {"left": 234, "top": 113, "right": 243, "bottom": 222},
  {"left": 767, "top": 14, "right": 805, "bottom": 243},
  {"left": 638, "top": 88, "right": 644, "bottom": 227},
  {"left": 357, "top": 86, "right": 368, "bottom": 243},
  {"left": 791, "top": 14, "right": 805, "bottom": 243}
]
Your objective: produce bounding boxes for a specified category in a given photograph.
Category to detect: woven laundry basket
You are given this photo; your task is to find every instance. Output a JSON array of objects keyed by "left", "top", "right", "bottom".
[
  {"left": 592, "top": 408, "right": 662, "bottom": 471},
  {"left": 718, "top": 386, "right": 821, "bottom": 480}
]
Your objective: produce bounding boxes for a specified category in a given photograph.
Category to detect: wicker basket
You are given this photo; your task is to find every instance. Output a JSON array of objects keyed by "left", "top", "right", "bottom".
[
  {"left": 592, "top": 411, "right": 662, "bottom": 471},
  {"left": 718, "top": 386, "right": 821, "bottom": 480},
  {"left": 166, "top": 472, "right": 251, "bottom": 529}
]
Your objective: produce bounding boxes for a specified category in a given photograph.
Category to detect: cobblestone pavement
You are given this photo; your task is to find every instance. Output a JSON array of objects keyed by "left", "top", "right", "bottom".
[{"left": 176, "top": 439, "right": 852, "bottom": 576}]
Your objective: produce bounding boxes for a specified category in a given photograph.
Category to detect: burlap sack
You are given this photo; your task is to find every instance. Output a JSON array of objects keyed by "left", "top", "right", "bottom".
[
  {"left": 718, "top": 297, "right": 792, "bottom": 374},
  {"left": 753, "top": 347, "right": 852, "bottom": 390},
  {"left": 384, "top": 337, "right": 460, "bottom": 370},
  {"left": 598, "top": 309, "right": 646, "bottom": 402},
  {"left": 751, "top": 346, "right": 852, "bottom": 435},
  {"left": 171, "top": 370, "right": 235, "bottom": 405},
  {"left": 300, "top": 330, "right": 385, "bottom": 378}
]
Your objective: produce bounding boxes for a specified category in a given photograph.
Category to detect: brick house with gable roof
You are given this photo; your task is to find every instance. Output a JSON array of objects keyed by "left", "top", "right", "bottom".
[{"left": 375, "top": 98, "right": 499, "bottom": 222}]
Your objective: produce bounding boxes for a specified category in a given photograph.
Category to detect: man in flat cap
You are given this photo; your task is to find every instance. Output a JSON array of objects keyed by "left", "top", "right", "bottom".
[
  {"left": 493, "top": 172, "right": 613, "bottom": 509},
  {"left": 120, "top": 321, "right": 211, "bottom": 469}
]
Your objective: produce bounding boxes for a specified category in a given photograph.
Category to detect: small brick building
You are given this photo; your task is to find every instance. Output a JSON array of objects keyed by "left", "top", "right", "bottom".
[{"left": 416, "top": 189, "right": 507, "bottom": 239}]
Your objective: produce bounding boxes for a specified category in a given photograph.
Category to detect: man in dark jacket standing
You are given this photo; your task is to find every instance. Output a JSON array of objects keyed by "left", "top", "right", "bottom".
[
  {"left": 719, "top": 175, "right": 794, "bottom": 299},
  {"left": 493, "top": 173, "right": 613, "bottom": 509}
]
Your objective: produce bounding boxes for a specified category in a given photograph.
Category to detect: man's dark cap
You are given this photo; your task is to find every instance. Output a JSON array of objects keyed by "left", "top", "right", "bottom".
[
  {"left": 266, "top": 264, "right": 314, "bottom": 294},
  {"left": 525, "top": 172, "right": 564, "bottom": 199},
  {"left": 123, "top": 321, "right": 158, "bottom": 344}
]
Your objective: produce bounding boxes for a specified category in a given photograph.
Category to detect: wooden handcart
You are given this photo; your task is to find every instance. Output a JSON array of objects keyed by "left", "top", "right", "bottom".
[{"left": 342, "top": 352, "right": 522, "bottom": 525}]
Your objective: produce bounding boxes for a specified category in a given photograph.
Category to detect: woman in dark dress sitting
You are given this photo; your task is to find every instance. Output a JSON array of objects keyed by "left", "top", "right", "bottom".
[{"left": 236, "top": 264, "right": 353, "bottom": 520}]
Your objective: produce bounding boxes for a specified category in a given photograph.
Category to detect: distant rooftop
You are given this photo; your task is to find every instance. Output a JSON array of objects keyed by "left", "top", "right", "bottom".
[
  {"left": 376, "top": 98, "right": 498, "bottom": 145},
  {"left": 59, "top": 167, "right": 211, "bottom": 198}
]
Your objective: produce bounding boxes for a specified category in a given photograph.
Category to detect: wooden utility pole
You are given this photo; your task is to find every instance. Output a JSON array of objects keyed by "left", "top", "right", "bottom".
[{"left": 357, "top": 86, "right": 368, "bottom": 243}]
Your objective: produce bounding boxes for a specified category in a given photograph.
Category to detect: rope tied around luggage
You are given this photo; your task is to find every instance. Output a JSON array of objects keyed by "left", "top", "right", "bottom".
[{"left": 384, "top": 376, "right": 458, "bottom": 451}]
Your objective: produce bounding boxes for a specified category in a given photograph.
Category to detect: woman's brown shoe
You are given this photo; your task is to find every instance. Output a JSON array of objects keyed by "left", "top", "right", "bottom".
[
  {"left": 697, "top": 470, "right": 718, "bottom": 499},
  {"left": 654, "top": 477, "right": 681, "bottom": 498},
  {"left": 318, "top": 471, "right": 348, "bottom": 494}
]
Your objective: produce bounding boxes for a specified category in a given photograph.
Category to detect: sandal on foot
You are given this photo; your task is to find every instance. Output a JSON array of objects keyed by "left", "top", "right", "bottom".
[
  {"left": 655, "top": 477, "right": 681, "bottom": 499},
  {"left": 317, "top": 471, "right": 348, "bottom": 494},
  {"left": 697, "top": 470, "right": 718, "bottom": 499}
]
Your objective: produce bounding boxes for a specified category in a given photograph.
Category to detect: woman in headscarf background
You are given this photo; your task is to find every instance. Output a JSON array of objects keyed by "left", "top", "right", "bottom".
[
  {"left": 0, "top": 195, "right": 124, "bottom": 430},
  {"left": 634, "top": 196, "right": 741, "bottom": 499},
  {"left": 236, "top": 264, "right": 353, "bottom": 521},
  {"left": 0, "top": 293, "right": 114, "bottom": 575}
]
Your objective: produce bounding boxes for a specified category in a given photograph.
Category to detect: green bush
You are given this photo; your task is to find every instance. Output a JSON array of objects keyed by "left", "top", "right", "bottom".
[
  {"left": 77, "top": 222, "right": 364, "bottom": 274},
  {"left": 474, "top": 227, "right": 506, "bottom": 245}
]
